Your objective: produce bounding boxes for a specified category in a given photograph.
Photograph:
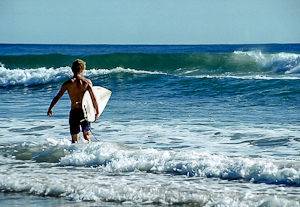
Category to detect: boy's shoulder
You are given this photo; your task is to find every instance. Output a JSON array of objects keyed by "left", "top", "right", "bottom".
[
  {"left": 79, "top": 77, "right": 93, "bottom": 86},
  {"left": 62, "top": 77, "right": 92, "bottom": 86},
  {"left": 60, "top": 79, "right": 74, "bottom": 89},
  {"left": 62, "top": 79, "right": 73, "bottom": 86}
]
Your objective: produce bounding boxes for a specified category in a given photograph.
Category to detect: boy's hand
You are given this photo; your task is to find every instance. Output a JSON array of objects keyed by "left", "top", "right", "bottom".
[
  {"left": 47, "top": 109, "right": 53, "bottom": 116},
  {"left": 95, "top": 108, "right": 100, "bottom": 120},
  {"left": 95, "top": 112, "right": 100, "bottom": 120}
]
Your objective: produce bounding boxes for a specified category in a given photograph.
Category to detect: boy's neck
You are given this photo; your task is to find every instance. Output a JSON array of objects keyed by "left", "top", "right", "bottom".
[{"left": 73, "top": 73, "right": 84, "bottom": 78}]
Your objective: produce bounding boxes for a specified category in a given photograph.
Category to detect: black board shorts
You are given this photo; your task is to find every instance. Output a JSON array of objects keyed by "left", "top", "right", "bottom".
[{"left": 69, "top": 108, "right": 91, "bottom": 135}]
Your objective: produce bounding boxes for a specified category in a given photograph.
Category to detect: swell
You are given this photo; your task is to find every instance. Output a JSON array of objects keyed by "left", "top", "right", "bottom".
[
  {"left": 0, "top": 53, "right": 257, "bottom": 71},
  {"left": 1, "top": 51, "right": 300, "bottom": 88},
  {"left": 1, "top": 65, "right": 299, "bottom": 104},
  {"left": 1, "top": 51, "right": 300, "bottom": 74}
]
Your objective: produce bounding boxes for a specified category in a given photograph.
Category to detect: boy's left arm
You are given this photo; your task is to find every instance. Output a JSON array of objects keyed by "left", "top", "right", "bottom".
[{"left": 47, "top": 84, "right": 67, "bottom": 116}]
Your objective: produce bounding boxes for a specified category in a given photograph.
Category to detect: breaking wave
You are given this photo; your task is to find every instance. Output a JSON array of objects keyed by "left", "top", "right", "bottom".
[
  {"left": 0, "top": 65, "right": 165, "bottom": 87},
  {"left": 233, "top": 51, "right": 300, "bottom": 74},
  {"left": 0, "top": 50, "right": 300, "bottom": 72},
  {"left": 0, "top": 64, "right": 299, "bottom": 88},
  {"left": 1, "top": 140, "right": 299, "bottom": 187}
]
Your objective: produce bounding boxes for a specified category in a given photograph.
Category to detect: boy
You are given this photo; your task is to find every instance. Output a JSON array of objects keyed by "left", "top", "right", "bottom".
[{"left": 47, "top": 59, "right": 99, "bottom": 143}]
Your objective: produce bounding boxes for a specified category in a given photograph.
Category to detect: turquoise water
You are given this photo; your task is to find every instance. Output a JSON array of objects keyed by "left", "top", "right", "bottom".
[{"left": 0, "top": 44, "right": 299, "bottom": 206}]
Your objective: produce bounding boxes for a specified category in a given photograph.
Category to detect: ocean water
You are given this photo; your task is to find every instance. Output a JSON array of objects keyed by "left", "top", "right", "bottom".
[{"left": 0, "top": 44, "right": 299, "bottom": 206}]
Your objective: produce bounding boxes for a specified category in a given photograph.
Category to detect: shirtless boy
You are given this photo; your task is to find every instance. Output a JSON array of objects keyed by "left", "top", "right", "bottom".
[{"left": 47, "top": 59, "right": 99, "bottom": 143}]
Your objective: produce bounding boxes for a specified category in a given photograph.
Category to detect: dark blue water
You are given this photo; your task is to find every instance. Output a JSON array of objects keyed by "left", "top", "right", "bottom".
[
  {"left": 0, "top": 44, "right": 299, "bottom": 206},
  {"left": 0, "top": 43, "right": 299, "bottom": 55}
]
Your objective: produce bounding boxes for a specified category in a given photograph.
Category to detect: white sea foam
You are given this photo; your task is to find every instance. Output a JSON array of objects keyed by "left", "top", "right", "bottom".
[
  {"left": 233, "top": 51, "right": 300, "bottom": 74},
  {"left": 286, "top": 64, "right": 300, "bottom": 74},
  {"left": 88, "top": 67, "right": 167, "bottom": 76},
  {"left": 0, "top": 156, "right": 299, "bottom": 206},
  {"left": 0, "top": 64, "right": 166, "bottom": 87},
  {"left": 57, "top": 141, "right": 300, "bottom": 186},
  {"left": 2, "top": 118, "right": 299, "bottom": 160},
  {"left": 0, "top": 65, "right": 72, "bottom": 87},
  {"left": 1, "top": 136, "right": 299, "bottom": 187},
  {"left": 1, "top": 55, "right": 299, "bottom": 87},
  {"left": 189, "top": 74, "right": 300, "bottom": 80}
]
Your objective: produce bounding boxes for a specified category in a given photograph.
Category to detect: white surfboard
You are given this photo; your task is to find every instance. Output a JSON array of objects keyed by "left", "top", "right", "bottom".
[{"left": 82, "top": 86, "right": 112, "bottom": 122}]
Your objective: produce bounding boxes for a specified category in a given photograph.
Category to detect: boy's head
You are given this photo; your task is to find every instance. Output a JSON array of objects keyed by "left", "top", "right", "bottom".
[{"left": 72, "top": 59, "right": 86, "bottom": 75}]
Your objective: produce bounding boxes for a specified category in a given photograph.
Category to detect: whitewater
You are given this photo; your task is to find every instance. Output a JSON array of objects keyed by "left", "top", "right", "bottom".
[{"left": 0, "top": 44, "right": 299, "bottom": 206}]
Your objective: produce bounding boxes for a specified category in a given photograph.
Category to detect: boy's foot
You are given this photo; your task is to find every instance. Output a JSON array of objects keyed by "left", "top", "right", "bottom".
[{"left": 83, "top": 131, "right": 92, "bottom": 142}]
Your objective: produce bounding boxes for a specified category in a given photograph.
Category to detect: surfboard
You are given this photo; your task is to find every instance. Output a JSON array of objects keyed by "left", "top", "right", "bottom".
[{"left": 82, "top": 86, "right": 112, "bottom": 122}]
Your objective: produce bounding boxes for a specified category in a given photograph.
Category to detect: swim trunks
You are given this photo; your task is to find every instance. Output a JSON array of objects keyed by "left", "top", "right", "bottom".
[{"left": 69, "top": 108, "right": 90, "bottom": 135}]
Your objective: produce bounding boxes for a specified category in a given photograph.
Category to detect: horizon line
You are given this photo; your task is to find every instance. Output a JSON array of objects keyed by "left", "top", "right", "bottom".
[{"left": 1, "top": 42, "right": 300, "bottom": 46}]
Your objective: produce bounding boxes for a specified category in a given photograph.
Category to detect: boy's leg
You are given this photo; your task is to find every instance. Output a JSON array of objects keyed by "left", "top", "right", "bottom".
[
  {"left": 83, "top": 131, "right": 91, "bottom": 142},
  {"left": 69, "top": 109, "right": 81, "bottom": 144},
  {"left": 81, "top": 120, "right": 91, "bottom": 142},
  {"left": 72, "top": 134, "right": 80, "bottom": 143}
]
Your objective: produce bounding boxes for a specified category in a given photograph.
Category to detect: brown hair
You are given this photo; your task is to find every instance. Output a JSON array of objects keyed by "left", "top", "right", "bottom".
[{"left": 71, "top": 59, "right": 86, "bottom": 75}]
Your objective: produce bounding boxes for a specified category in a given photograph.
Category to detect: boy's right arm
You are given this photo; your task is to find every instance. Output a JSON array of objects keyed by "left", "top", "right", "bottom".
[{"left": 47, "top": 84, "right": 67, "bottom": 116}]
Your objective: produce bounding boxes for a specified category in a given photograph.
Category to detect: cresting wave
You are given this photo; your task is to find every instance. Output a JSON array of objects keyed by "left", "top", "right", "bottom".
[
  {"left": 234, "top": 51, "right": 300, "bottom": 74},
  {"left": 0, "top": 64, "right": 299, "bottom": 87},
  {"left": 0, "top": 65, "right": 165, "bottom": 87},
  {"left": 2, "top": 140, "right": 299, "bottom": 187},
  {"left": 0, "top": 50, "right": 300, "bottom": 72}
]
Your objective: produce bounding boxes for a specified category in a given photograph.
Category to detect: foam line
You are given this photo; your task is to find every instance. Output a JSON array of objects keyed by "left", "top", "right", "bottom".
[
  {"left": 5, "top": 141, "right": 296, "bottom": 186},
  {"left": 58, "top": 142, "right": 300, "bottom": 186},
  {"left": 0, "top": 65, "right": 165, "bottom": 87}
]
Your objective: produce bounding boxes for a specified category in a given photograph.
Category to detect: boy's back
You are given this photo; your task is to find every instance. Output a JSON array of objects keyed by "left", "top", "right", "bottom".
[{"left": 64, "top": 76, "right": 92, "bottom": 109}]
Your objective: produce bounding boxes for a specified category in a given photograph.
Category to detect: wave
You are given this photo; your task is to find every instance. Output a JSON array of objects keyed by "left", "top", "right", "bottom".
[
  {"left": 1, "top": 50, "right": 299, "bottom": 87},
  {"left": 1, "top": 50, "right": 300, "bottom": 87},
  {"left": 0, "top": 65, "right": 299, "bottom": 88},
  {"left": 0, "top": 65, "right": 165, "bottom": 87},
  {"left": 0, "top": 161, "right": 298, "bottom": 206},
  {"left": 233, "top": 51, "right": 300, "bottom": 74},
  {"left": 0, "top": 51, "right": 300, "bottom": 74},
  {"left": 0, "top": 64, "right": 71, "bottom": 87},
  {"left": 2, "top": 140, "right": 299, "bottom": 187}
]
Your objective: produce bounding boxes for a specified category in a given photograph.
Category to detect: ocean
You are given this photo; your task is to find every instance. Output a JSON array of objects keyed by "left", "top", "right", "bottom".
[{"left": 0, "top": 44, "right": 299, "bottom": 206}]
